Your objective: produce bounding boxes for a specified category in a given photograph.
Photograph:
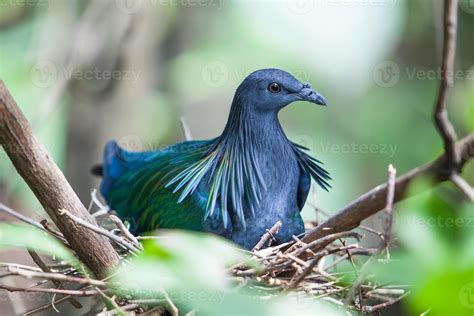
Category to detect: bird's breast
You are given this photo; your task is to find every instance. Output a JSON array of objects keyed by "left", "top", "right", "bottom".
[{"left": 255, "top": 141, "right": 300, "bottom": 206}]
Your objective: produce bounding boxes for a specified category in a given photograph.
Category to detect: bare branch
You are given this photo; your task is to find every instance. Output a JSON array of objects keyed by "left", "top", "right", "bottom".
[
  {"left": 180, "top": 116, "right": 193, "bottom": 141},
  {"left": 27, "top": 250, "right": 82, "bottom": 309},
  {"left": 450, "top": 173, "right": 474, "bottom": 201},
  {"left": 434, "top": 0, "right": 459, "bottom": 171},
  {"left": 0, "top": 284, "right": 100, "bottom": 296},
  {"left": 7, "top": 266, "right": 106, "bottom": 287},
  {"left": 59, "top": 209, "right": 140, "bottom": 254},
  {"left": 109, "top": 215, "right": 141, "bottom": 247},
  {"left": 0, "top": 202, "right": 46, "bottom": 232},
  {"left": 252, "top": 221, "right": 282, "bottom": 252},
  {"left": 382, "top": 164, "right": 397, "bottom": 251},
  {"left": 302, "top": 134, "right": 474, "bottom": 244}
]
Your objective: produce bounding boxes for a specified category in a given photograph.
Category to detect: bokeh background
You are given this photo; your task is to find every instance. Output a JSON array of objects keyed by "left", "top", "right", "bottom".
[{"left": 0, "top": 0, "right": 473, "bottom": 315}]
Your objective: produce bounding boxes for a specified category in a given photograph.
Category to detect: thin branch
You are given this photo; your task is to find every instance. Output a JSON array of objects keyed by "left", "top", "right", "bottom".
[
  {"left": 382, "top": 164, "right": 397, "bottom": 251},
  {"left": 302, "top": 133, "right": 474, "bottom": 244},
  {"left": 288, "top": 231, "right": 361, "bottom": 256},
  {"left": 0, "top": 202, "right": 45, "bottom": 232},
  {"left": 0, "top": 284, "right": 100, "bottom": 296},
  {"left": 252, "top": 221, "right": 282, "bottom": 252},
  {"left": 96, "top": 287, "right": 128, "bottom": 315},
  {"left": 363, "top": 291, "right": 411, "bottom": 313},
  {"left": 59, "top": 209, "right": 140, "bottom": 254},
  {"left": 27, "top": 250, "right": 82, "bottom": 309},
  {"left": 109, "top": 215, "right": 141, "bottom": 247},
  {"left": 450, "top": 173, "right": 474, "bottom": 201},
  {"left": 180, "top": 116, "right": 193, "bottom": 141},
  {"left": 7, "top": 267, "right": 106, "bottom": 287},
  {"left": 286, "top": 250, "right": 329, "bottom": 289},
  {"left": 161, "top": 289, "right": 179, "bottom": 316},
  {"left": 434, "top": 0, "right": 459, "bottom": 171},
  {"left": 23, "top": 294, "right": 75, "bottom": 315}
]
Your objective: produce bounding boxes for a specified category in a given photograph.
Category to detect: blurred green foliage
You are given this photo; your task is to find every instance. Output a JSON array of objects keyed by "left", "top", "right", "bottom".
[
  {"left": 112, "top": 231, "right": 347, "bottom": 315},
  {"left": 371, "top": 179, "right": 474, "bottom": 315},
  {"left": 0, "top": 223, "right": 80, "bottom": 269},
  {"left": 0, "top": 1, "right": 472, "bottom": 315}
]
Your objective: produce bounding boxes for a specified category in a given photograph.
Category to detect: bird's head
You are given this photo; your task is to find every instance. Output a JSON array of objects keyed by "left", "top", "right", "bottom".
[{"left": 235, "top": 68, "right": 327, "bottom": 112}]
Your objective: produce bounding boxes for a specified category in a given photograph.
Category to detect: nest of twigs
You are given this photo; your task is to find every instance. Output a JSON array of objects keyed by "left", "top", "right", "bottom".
[{"left": 0, "top": 192, "right": 408, "bottom": 315}]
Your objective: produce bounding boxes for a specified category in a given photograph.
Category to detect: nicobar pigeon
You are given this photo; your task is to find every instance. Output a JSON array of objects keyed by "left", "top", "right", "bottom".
[{"left": 94, "top": 68, "right": 331, "bottom": 250}]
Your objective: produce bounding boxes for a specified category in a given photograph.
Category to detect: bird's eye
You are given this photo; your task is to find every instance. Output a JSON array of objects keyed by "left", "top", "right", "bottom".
[{"left": 267, "top": 82, "right": 281, "bottom": 93}]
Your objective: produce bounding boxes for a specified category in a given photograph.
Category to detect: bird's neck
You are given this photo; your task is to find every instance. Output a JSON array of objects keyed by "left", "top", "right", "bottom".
[{"left": 218, "top": 99, "right": 287, "bottom": 148}]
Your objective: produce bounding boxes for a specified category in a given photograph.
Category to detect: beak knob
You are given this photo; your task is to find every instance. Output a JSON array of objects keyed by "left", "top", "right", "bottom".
[{"left": 300, "top": 84, "right": 327, "bottom": 106}]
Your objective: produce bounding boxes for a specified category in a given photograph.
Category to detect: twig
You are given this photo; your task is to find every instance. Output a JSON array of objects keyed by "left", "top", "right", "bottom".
[
  {"left": 363, "top": 291, "right": 410, "bottom": 313},
  {"left": 59, "top": 209, "right": 140, "bottom": 254},
  {"left": 0, "top": 202, "right": 45, "bottom": 232},
  {"left": 432, "top": 0, "right": 474, "bottom": 200},
  {"left": 357, "top": 226, "right": 385, "bottom": 241},
  {"left": 288, "top": 231, "right": 361, "bottom": 257},
  {"left": 39, "top": 219, "right": 67, "bottom": 243},
  {"left": 109, "top": 215, "right": 141, "bottom": 247},
  {"left": 252, "top": 221, "right": 282, "bottom": 252},
  {"left": 96, "top": 287, "right": 128, "bottom": 315},
  {"left": 90, "top": 189, "right": 111, "bottom": 217},
  {"left": 27, "top": 250, "right": 82, "bottom": 309},
  {"left": 450, "top": 173, "right": 474, "bottom": 201},
  {"left": 286, "top": 250, "right": 329, "bottom": 289},
  {"left": 161, "top": 289, "right": 179, "bottom": 316},
  {"left": 23, "top": 294, "right": 75, "bottom": 315},
  {"left": 433, "top": 0, "right": 459, "bottom": 171},
  {"left": 180, "top": 116, "right": 193, "bottom": 141},
  {"left": 382, "top": 164, "right": 397, "bottom": 252},
  {"left": 0, "top": 284, "right": 100, "bottom": 296},
  {"left": 341, "top": 238, "right": 362, "bottom": 310},
  {"left": 7, "top": 267, "right": 106, "bottom": 287},
  {"left": 0, "top": 262, "right": 42, "bottom": 272}
]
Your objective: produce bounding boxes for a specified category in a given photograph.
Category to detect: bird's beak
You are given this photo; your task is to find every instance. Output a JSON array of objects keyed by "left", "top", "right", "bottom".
[{"left": 298, "top": 84, "right": 327, "bottom": 106}]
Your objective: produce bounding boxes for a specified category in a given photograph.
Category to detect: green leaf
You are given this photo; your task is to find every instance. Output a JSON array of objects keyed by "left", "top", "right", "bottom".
[
  {"left": 0, "top": 223, "right": 79, "bottom": 268},
  {"left": 112, "top": 230, "right": 257, "bottom": 296}
]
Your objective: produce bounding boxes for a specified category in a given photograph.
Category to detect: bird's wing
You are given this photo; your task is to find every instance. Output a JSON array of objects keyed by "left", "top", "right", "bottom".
[
  {"left": 296, "top": 167, "right": 311, "bottom": 211},
  {"left": 291, "top": 142, "right": 331, "bottom": 197},
  {"left": 100, "top": 139, "right": 216, "bottom": 234}
]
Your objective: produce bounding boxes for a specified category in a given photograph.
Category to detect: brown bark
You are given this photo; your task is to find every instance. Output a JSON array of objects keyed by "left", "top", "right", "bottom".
[{"left": 0, "top": 81, "right": 119, "bottom": 279}]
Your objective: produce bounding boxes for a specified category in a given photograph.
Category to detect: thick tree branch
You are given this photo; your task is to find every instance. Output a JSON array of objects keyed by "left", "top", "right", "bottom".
[
  {"left": 0, "top": 80, "right": 119, "bottom": 278},
  {"left": 303, "top": 134, "right": 474, "bottom": 243}
]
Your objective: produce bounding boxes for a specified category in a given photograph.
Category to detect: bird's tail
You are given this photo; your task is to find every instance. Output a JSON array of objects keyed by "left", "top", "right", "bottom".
[{"left": 99, "top": 140, "right": 129, "bottom": 199}]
